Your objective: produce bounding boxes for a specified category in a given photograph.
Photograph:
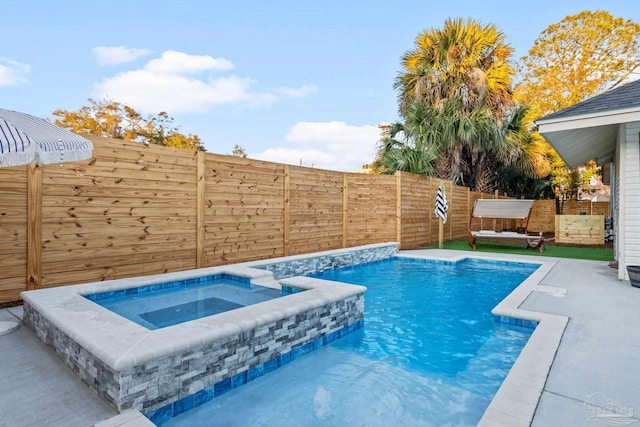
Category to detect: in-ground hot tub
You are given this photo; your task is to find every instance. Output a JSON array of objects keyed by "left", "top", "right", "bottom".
[
  {"left": 84, "top": 273, "right": 302, "bottom": 330},
  {"left": 21, "top": 243, "right": 397, "bottom": 419}
]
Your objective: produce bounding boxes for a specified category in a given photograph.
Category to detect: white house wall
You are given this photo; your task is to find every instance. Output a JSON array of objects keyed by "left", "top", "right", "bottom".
[
  {"left": 620, "top": 121, "right": 640, "bottom": 280},
  {"left": 614, "top": 133, "right": 620, "bottom": 268}
]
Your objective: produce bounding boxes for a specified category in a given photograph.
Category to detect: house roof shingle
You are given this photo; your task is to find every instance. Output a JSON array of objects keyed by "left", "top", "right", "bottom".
[{"left": 540, "top": 78, "right": 640, "bottom": 121}]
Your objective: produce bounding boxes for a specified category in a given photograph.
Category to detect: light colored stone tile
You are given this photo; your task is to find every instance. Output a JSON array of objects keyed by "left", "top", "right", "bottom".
[
  {"left": 94, "top": 410, "right": 154, "bottom": 427},
  {"left": 478, "top": 408, "right": 530, "bottom": 427}
]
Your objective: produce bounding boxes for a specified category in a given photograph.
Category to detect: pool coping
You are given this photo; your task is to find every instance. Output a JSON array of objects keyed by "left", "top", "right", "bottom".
[
  {"left": 400, "top": 251, "right": 567, "bottom": 427},
  {"left": 21, "top": 265, "right": 366, "bottom": 372}
]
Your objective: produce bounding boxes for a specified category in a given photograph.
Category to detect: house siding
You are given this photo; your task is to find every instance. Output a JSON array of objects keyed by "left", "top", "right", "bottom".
[
  {"left": 620, "top": 121, "right": 640, "bottom": 280},
  {"left": 614, "top": 134, "right": 621, "bottom": 264}
]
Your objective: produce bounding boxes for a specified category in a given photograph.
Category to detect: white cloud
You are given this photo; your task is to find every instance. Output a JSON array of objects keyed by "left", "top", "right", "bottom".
[
  {"left": 92, "top": 46, "right": 152, "bottom": 66},
  {"left": 274, "top": 84, "right": 318, "bottom": 98},
  {"left": 93, "top": 50, "right": 315, "bottom": 114},
  {"left": 256, "top": 147, "right": 336, "bottom": 168},
  {"left": 144, "top": 50, "right": 233, "bottom": 74},
  {"left": 0, "top": 57, "right": 30, "bottom": 87},
  {"left": 254, "top": 121, "right": 380, "bottom": 171}
]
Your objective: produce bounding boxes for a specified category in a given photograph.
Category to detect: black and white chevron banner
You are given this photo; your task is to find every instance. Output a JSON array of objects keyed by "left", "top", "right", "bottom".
[{"left": 435, "top": 185, "right": 448, "bottom": 224}]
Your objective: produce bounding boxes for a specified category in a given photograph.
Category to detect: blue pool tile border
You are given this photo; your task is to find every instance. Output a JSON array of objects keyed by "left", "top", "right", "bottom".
[
  {"left": 308, "top": 256, "right": 542, "bottom": 279},
  {"left": 85, "top": 273, "right": 253, "bottom": 303},
  {"left": 461, "top": 258, "right": 541, "bottom": 270},
  {"left": 146, "top": 319, "right": 364, "bottom": 426},
  {"left": 494, "top": 315, "right": 538, "bottom": 329},
  {"left": 399, "top": 256, "right": 541, "bottom": 270},
  {"left": 280, "top": 285, "right": 305, "bottom": 295}
]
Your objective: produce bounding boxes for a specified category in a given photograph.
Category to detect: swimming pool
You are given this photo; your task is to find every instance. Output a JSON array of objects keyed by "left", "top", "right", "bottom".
[
  {"left": 163, "top": 256, "right": 539, "bottom": 426},
  {"left": 85, "top": 274, "right": 297, "bottom": 330}
]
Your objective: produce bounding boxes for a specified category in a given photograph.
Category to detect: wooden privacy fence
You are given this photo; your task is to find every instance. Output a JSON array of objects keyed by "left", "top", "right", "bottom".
[
  {"left": 555, "top": 215, "right": 605, "bottom": 245},
  {"left": 0, "top": 136, "right": 609, "bottom": 302}
]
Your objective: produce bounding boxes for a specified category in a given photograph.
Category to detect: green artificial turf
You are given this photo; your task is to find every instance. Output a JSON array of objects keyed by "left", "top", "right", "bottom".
[{"left": 425, "top": 239, "right": 614, "bottom": 261}]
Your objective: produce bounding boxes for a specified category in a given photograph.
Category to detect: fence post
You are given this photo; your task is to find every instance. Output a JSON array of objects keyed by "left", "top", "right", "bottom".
[
  {"left": 342, "top": 174, "right": 348, "bottom": 248},
  {"left": 27, "top": 163, "right": 42, "bottom": 290},
  {"left": 283, "top": 164, "right": 290, "bottom": 256},
  {"left": 196, "top": 151, "right": 206, "bottom": 269},
  {"left": 427, "top": 177, "right": 433, "bottom": 245},
  {"left": 396, "top": 172, "right": 402, "bottom": 247},
  {"left": 448, "top": 181, "right": 453, "bottom": 241},
  {"left": 466, "top": 187, "right": 470, "bottom": 238},
  {"left": 438, "top": 180, "right": 445, "bottom": 249},
  {"left": 494, "top": 189, "right": 499, "bottom": 231}
]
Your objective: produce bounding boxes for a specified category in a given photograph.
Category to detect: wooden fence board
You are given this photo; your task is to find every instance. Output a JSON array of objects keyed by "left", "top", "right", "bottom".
[
  {"left": 0, "top": 252, "right": 27, "bottom": 269},
  {"left": 41, "top": 234, "right": 194, "bottom": 251},
  {"left": 43, "top": 166, "right": 196, "bottom": 185},
  {"left": 42, "top": 240, "right": 195, "bottom": 262},
  {"left": 41, "top": 257, "right": 197, "bottom": 288},
  {"left": 41, "top": 215, "right": 195, "bottom": 227},
  {"left": 90, "top": 137, "right": 198, "bottom": 166},
  {"left": 592, "top": 202, "right": 610, "bottom": 216},
  {"left": 555, "top": 215, "right": 605, "bottom": 245},
  {"left": 399, "top": 172, "right": 430, "bottom": 249},
  {"left": 203, "top": 155, "right": 285, "bottom": 267},
  {"left": 0, "top": 181, "right": 29, "bottom": 194},
  {"left": 0, "top": 166, "right": 29, "bottom": 302},
  {"left": 42, "top": 222, "right": 195, "bottom": 237},
  {"left": 42, "top": 248, "right": 195, "bottom": 272},
  {"left": 346, "top": 173, "right": 396, "bottom": 247},
  {"left": 288, "top": 166, "right": 343, "bottom": 255},
  {"left": 450, "top": 185, "right": 469, "bottom": 240},
  {"left": 42, "top": 196, "right": 195, "bottom": 209},
  {"left": 562, "top": 200, "right": 593, "bottom": 215},
  {"left": 529, "top": 200, "right": 556, "bottom": 233},
  {"left": 42, "top": 174, "right": 196, "bottom": 192}
]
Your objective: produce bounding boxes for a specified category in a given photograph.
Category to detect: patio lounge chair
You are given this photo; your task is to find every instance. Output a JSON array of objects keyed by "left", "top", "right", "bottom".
[{"left": 468, "top": 199, "right": 545, "bottom": 253}]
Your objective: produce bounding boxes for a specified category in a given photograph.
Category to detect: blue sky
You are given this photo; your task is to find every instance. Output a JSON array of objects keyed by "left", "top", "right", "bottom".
[{"left": 2, "top": 1, "right": 639, "bottom": 171}]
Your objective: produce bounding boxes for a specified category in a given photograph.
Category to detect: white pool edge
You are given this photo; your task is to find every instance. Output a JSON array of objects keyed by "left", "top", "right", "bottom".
[{"left": 482, "top": 260, "right": 567, "bottom": 427}]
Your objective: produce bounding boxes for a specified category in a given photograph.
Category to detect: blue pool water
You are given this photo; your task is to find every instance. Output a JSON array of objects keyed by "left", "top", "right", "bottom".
[
  {"left": 85, "top": 275, "right": 287, "bottom": 330},
  {"left": 163, "top": 257, "right": 539, "bottom": 426}
]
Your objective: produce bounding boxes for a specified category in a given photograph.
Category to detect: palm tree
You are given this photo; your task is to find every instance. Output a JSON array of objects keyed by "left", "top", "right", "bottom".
[
  {"left": 395, "top": 17, "right": 514, "bottom": 119},
  {"left": 502, "top": 105, "right": 551, "bottom": 179},
  {"left": 391, "top": 18, "right": 516, "bottom": 190},
  {"left": 492, "top": 105, "right": 554, "bottom": 197}
]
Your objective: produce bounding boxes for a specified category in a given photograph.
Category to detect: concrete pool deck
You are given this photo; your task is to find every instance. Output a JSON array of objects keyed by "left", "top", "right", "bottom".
[
  {"left": 0, "top": 305, "right": 117, "bottom": 427},
  {"left": 1, "top": 250, "right": 639, "bottom": 426}
]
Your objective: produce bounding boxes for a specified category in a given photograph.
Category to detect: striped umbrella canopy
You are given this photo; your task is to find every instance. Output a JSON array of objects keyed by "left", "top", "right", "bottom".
[{"left": 0, "top": 108, "right": 93, "bottom": 168}]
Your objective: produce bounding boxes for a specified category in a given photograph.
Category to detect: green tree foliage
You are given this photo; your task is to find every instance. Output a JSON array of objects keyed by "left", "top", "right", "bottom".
[
  {"left": 53, "top": 99, "right": 205, "bottom": 151},
  {"left": 374, "top": 101, "right": 439, "bottom": 175},
  {"left": 515, "top": 10, "right": 639, "bottom": 202},
  {"left": 230, "top": 144, "right": 248, "bottom": 158},
  {"left": 516, "top": 10, "right": 640, "bottom": 116},
  {"left": 494, "top": 105, "right": 555, "bottom": 198},
  {"left": 502, "top": 106, "right": 551, "bottom": 179}
]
